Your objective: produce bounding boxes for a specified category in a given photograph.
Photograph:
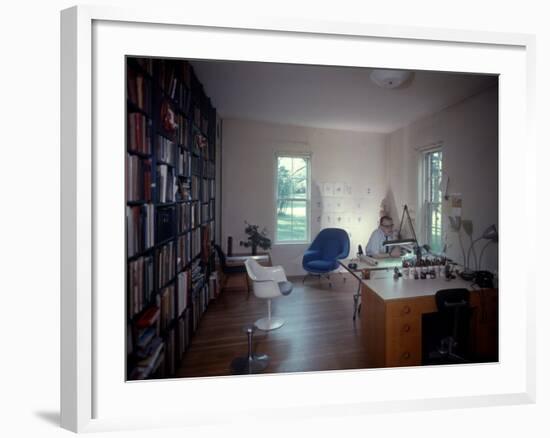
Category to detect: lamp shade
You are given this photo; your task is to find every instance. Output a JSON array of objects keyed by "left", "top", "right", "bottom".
[
  {"left": 370, "top": 69, "right": 412, "bottom": 89},
  {"left": 482, "top": 224, "right": 498, "bottom": 242},
  {"left": 462, "top": 219, "right": 474, "bottom": 237},
  {"left": 448, "top": 215, "right": 462, "bottom": 232}
]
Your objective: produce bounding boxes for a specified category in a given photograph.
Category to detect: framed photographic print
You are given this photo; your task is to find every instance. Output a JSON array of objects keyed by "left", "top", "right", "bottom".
[{"left": 61, "top": 4, "right": 535, "bottom": 433}]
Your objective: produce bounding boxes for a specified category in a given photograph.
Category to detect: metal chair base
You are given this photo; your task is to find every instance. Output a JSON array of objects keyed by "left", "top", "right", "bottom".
[
  {"left": 230, "top": 324, "right": 270, "bottom": 375},
  {"left": 303, "top": 273, "right": 332, "bottom": 287},
  {"left": 255, "top": 316, "right": 284, "bottom": 331},
  {"left": 230, "top": 353, "right": 270, "bottom": 374}
]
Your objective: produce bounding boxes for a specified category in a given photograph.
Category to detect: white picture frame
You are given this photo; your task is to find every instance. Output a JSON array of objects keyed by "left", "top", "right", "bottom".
[{"left": 61, "top": 5, "right": 536, "bottom": 433}]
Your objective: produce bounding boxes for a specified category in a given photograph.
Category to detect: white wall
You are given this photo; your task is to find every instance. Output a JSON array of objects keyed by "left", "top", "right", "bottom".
[
  {"left": 221, "top": 118, "right": 387, "bottom": 275},
  {"left": 386, "top": 85, "right": 499, "bottom": 272}
]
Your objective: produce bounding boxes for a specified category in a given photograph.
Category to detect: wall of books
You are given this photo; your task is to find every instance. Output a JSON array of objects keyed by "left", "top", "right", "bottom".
[{"left": 126, "top": 57, "right": 218, "bottom": 380}]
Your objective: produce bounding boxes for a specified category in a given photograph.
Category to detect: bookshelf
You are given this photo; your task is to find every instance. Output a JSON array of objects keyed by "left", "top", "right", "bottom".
[{"left": 126, "top": 57, "right": 218, "bottom": 380}]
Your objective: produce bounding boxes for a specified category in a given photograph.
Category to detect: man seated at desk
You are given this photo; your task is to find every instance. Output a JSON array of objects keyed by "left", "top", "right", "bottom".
[{"left": 366, "top": 215, "right": 401, "bottom": 258}]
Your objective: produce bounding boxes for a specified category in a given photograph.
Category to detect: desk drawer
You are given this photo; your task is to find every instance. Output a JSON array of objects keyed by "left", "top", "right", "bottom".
[
  {"left": 386, "top": 335, "right": 422, "bottom": 367},
  {"left": 386, "top": 296, "right": 435, "bottom": 319},
  {"left": 386, "top": 316, "right": 422, "bottom": 367},
  {"left": 387, "top": 316, "right": 421, "bottom": 338}
]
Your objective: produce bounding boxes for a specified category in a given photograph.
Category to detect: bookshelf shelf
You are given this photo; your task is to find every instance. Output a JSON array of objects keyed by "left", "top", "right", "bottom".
[
  {"left": 156, "top": 161, "right": 175, "bottom": 169},
  {"left": 126, "top": 56, "right": 218, "bottom": 381},
  {"left": 127, "top": 100, "right": 151, "bottom": 117},
  {"left": 127, "top": 246, "right": 154, "bottom": 260},
  {"left": 127, "top": 151, "right": 152, "bottom": 160}
]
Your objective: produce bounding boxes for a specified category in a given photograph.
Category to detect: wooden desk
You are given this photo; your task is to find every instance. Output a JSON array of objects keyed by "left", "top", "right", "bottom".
[
  {"left": 339, "top": 257, "right": 404, "bottom": 321},
  {"left": 361, "top": 277, "right": 498, "bottom": 368}
]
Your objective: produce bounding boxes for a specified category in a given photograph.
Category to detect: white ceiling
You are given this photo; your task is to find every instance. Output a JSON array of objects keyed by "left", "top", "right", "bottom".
[{"left": 191, "top": 60, "right": 497, "bottom": 134}]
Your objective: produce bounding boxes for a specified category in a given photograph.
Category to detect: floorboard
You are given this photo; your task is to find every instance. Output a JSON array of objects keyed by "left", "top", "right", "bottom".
[{"left": 175, "top": 273, "right": 368, "bottom": 378}]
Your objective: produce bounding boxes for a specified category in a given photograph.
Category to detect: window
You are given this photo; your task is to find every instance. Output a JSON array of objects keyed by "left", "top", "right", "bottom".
[
  {"left": 275, "top": 154, "right": 310, "bottom": 242},
  {"left": 423, "top": 149, "right": 443, "bottom": 253}
]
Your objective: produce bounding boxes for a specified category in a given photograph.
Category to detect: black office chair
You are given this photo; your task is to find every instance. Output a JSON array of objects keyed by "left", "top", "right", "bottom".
[
  {"left": 213, "top": 244, "right": 250, "bottom": 296},
  {"left": 427, "top": 288, "right": 471, "bottom": 364}
]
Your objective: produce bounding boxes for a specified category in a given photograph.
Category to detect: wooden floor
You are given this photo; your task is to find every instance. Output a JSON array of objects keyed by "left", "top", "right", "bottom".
[{"left": 175, "top": 273, "right": 368, "bottom": 378}]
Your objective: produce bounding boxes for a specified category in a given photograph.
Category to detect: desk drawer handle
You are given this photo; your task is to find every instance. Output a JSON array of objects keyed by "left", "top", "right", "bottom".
[
  {"left": 402, "top": 352, "right": 411, "bottom": 360},
  {"left": 402, "top": 306, "right": 411, "bottom": 315},
  {"left": 402, "top": 324, "right": 411, "bottom": 333}
]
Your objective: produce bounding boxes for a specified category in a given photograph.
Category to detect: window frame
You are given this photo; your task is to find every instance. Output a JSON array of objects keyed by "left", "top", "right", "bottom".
[
  {"left": 274, "top": 152, "right": 311, "bottom": 244},
  {"left": 420, "top": 146, "right": 443, "bottom": 253}
]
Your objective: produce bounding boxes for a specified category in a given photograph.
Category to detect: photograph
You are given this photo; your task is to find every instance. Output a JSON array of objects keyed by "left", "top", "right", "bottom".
[{"left": 125, "top": 56, "right": 499, "bottom": 380}]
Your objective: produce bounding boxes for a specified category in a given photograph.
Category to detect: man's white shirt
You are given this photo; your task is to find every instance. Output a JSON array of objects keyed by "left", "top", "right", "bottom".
[{"left": 365, "top": 228, "right": 394, "bottom": 256}]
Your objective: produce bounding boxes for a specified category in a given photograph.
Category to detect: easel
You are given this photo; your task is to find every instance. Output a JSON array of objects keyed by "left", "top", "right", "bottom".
[{"left": 396, "top": 204, "right": 422, "bottom": 261}]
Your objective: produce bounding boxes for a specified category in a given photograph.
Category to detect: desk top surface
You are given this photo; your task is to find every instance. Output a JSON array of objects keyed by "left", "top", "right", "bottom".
[
  {"left": 340, "top": 257, "right": 403, "bottom": 272},
  {"left": 362, "top": 276, "right": 475, "bottom": 301}
]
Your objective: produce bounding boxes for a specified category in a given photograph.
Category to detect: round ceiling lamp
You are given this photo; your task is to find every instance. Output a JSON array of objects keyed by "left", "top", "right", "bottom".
[{"left": 370, "top": 69, "right": 412, "bottom": 89}]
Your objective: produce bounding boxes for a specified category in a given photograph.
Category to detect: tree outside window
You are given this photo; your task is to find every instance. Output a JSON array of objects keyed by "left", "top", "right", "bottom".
[
  {"left": 423, "top": 149, "right": 443, "bottom": 253},
  {"left": 276, "top": 155, "right": 310, "bottom": 242}
]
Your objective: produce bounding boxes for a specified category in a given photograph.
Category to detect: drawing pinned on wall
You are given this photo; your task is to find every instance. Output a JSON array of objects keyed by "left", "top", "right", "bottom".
[
  {"left": 324, "top": 200, "right": 334, "bottom": 212},
  {"left": 317, "top": 216, "right": 321, "bottom": 223},
  {"left": 353, "top": 199, "right": 362, "bottom": 210},
  {"left": 334, "top": 182, "right": 344, "bottom": 197},
  {"left": 322, "top": 182, "right": 334, "bottom": 197},
  {"left": 357, "top": 216, "right": 362, "bottom": 223},
  {"left": 336, "top": 216, "right": 342, "bottom": 224},
  {"left": 344, "top": 183, "right": 352, "bottom": 196},
  {"left": 340, "top": 198, "right": 351, "bottom": 211},
  {"left": 316, "top": 201, "right": 322, "bottom": 209},
  {"left": 334, "top": 199, "right": 344, "bottom": 213},
  {"left": 450, "top": 193, "right": 463, "bottom": 218},
  {"left": 365, "top": 186, "right": 372, "bottom": 196}
]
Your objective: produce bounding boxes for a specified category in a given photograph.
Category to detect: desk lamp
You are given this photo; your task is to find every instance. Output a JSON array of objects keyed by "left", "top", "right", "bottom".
[
  {"left": 462, "top": 219, "right": 477, "bottom": 272},
  {"left": 448, "top": 216, "right": 467, "bottom": 269},
  {"left": 477, "top": 224, "right": 498, "bottom": 270},
  {"left": 385, "top": 204, "right": 422, "bottom": 262}
]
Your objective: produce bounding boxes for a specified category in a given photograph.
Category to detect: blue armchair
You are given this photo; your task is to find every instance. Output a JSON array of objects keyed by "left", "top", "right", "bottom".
[{"left": 302, "top": 228, "right": 350, "bottom": 287}]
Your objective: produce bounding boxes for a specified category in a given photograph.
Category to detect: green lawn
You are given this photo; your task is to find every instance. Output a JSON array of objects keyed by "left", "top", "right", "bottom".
[{"left": 277, "top": 211, "right": 307, "bottom": 241}]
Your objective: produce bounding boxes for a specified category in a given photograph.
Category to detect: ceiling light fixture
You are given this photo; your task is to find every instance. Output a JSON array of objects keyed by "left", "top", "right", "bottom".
[{"left": 370, "top": 69, "right": 412, "bottom": 89}]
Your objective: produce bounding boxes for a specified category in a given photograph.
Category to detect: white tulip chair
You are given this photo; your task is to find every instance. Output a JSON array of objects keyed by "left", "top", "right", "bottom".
[{"left": 244, "top": 258, "right": 293, "bottom": 331}]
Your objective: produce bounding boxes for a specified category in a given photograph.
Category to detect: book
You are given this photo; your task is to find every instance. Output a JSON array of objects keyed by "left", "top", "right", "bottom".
[
  {"left": 177, "top": 233, "right": 191, "bottom": 271},
  {"left": 136, "top": 326, "right": 156, "bottom": 350},
  {"left": 156, "top": 241, "right": 175, "bottom": 289},
  {"left": 136, "top": 306, "right": 160, "bottom": 329},
  {"left": 165, "top": 328, "right": 176, "bottom": 376},
  {"left": 126, "top": 204, "right": 154, "bottom": 258},
  {"left": 126, "top": 155, "right": 152, "bottom": 202},
  {"left": 159, "top": 285, "right": 175, "bottom": 332},
  {"left": 127, "top": 66, "right": 149, "bottom": 111},
  {"left": 156, "top": 206, "right": 175, "bottom": 244},
  {"left": 156, "top": 164, "right": 175, "bottom": 204},
  {"left": 177, "top": 271, "right": 189, "bottom": 315},
  {"left": 136, "top": 336, "right": 163, "bottom": 368},
  {"left": 156, "top": 135, "right": 176, "bottom": 166}
]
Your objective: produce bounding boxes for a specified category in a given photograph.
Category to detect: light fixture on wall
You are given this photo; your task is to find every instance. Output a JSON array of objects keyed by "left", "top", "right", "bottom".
[
  {"left": 462, "top": 222, "right": 498, "bottom": 274},
  {"left": 370, "top": 69, "right": 412, "bottom": 89},
  {"left": 477, "top": 224, "right": 498, "bottom": 270}
]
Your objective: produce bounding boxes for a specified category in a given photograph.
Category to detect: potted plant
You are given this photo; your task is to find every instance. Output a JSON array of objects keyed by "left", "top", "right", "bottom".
[{"left": 239, "top": 221, "right": 272, "bottom": 255}]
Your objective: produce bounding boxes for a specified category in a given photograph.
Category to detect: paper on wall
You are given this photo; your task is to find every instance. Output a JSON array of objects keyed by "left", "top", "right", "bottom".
[
  {"left": 322, "top": 182, "right": 334, "bottom": 197},
  {"left": 450, "top": 193, "right": 462, "bottom": 217}
]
